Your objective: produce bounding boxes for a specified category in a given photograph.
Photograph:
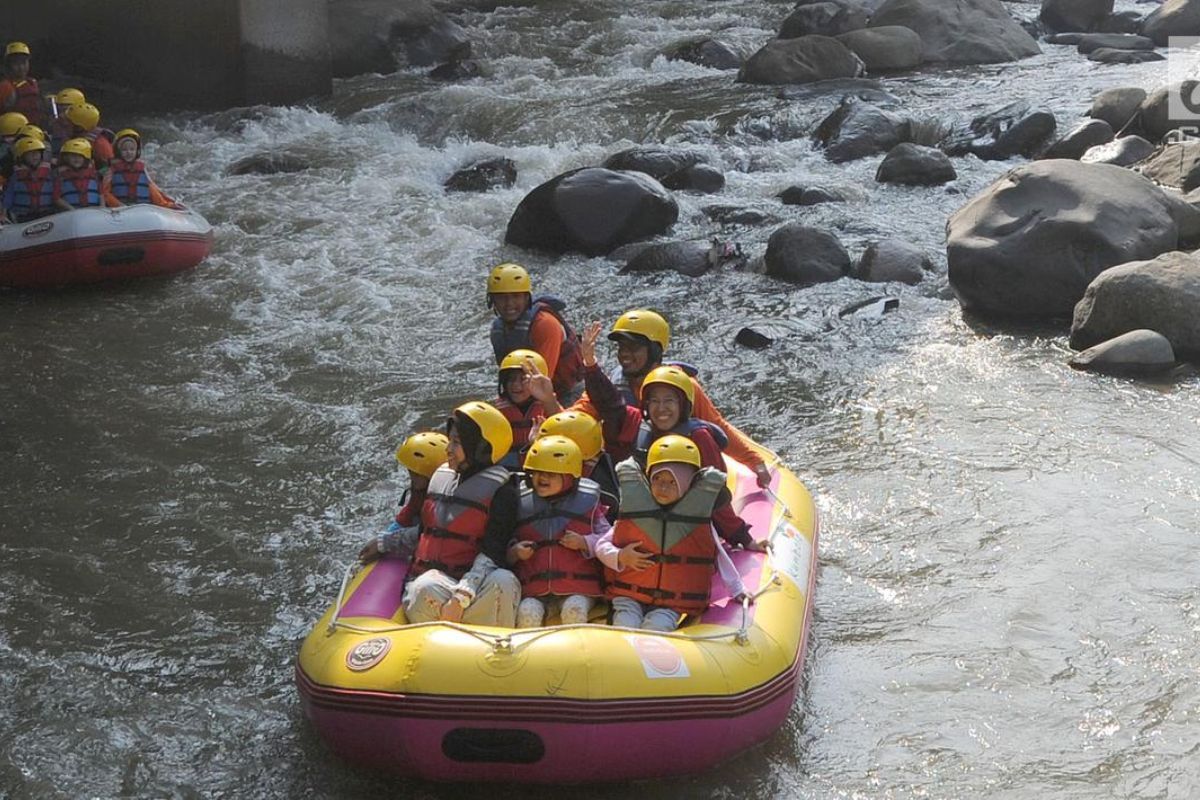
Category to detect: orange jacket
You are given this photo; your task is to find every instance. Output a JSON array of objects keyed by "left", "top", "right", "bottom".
[{"left": 527, "top": 311, "right": 563, "bottom": 379}]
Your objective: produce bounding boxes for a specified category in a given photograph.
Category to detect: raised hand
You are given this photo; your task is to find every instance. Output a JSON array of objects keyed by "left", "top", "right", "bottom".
[{"left": 580, "top": 321, "right": 603, "bottom": 368}]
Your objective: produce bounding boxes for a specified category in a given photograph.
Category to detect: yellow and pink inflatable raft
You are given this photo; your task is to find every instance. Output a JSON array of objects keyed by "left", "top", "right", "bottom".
[{"left": 296, "top": 446, "right": 817, "bottom": 782}]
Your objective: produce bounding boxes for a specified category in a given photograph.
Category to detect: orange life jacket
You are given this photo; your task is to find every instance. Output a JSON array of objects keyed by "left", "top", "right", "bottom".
[
  {"left": 10, "top": 79, "right": 43, "bottom": 126},
  {"left": 514, "top": 478, "right": 603, "bottom": 598},
  {"left": 411, "top": 464, "right": 510, "bottom": 580},
  {"left": 604, "top": 459, "right": 725, "bottom": 614}
]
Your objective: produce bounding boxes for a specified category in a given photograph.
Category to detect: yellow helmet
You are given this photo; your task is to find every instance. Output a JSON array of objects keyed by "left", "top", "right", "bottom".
[
  {"left": 13, "top": 136, "right": 46, "bottom": 159},
  {"left": 608, "top": 309, "right": 670, "bottom": 350},
  {"left": 60, "top": 137, "right": 93, "bottom": 160},
  {"left": 646, "top": 434, "right": 702, "bottom": 471},
  {"left": 523, "top": 435, "right": 583, "bottom": 478},
  {"left": 55, "top": 88, "right": 85, "bottom": 107},
  {"left": 114, "top": 128, "right": 140, "bottom": 145},
  {"left": 0, "top": 112, "right": 29, "bottom": 137},
  {"left": 17, "top": 124, "right": 45, "bottom": 142},
  {"left": 642, "top": 365, "right": 695, "bottom": 406},
  {"left": 487, "top": 262, "right": 532, "bottom": 295},
  {"left": 395, "top": 431, "right": 450, "bottom": 478},
  {"left": 66, "top": 102, "right": 100, "bottom": 131},
  {"left": 538, "top": 411, "right": 603, "bottom": 460},
  {"left": 451, "top": 401, "right": 514, "bottom": 466},
  {"left": 499, "top": 347, "right": 548, "bottom": 376},
  {"left": 5, "top": 42, "right": 31, "bottom": 58}
]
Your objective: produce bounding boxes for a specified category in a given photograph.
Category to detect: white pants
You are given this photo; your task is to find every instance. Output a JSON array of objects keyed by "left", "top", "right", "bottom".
[
  {"left": 610, "top": 596, "right": 681, "bottom": 631},
  {"left": 403, "top": 569, "right": 520, "bottom": 627},
  {"left": 516, "top": 594, "right": 596, "bottom": 628}
]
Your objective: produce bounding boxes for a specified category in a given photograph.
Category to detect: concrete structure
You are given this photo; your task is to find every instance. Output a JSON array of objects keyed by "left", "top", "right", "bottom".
[{"left": 5, "top": 0, "right": 331, "bottom": 109}]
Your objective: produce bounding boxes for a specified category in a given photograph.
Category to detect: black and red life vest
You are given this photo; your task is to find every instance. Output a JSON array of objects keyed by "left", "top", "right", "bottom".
[
  {"left": 513, "top": 478, "right": 603, "bottom": 598},
  {"left": 411, "top": 464, "right": 510, "bottom": 580}
]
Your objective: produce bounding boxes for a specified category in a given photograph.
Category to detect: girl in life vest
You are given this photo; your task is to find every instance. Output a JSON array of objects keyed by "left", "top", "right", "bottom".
[
  {"left": 1, "top": 136, "right": 53, "bottom": 223},
  {"left": 102, "top": 129, "right": 181, "bottom": 209},
  {"left": 492, "top": 348, "right": 554, "bottom": 469},
  {"left": 507, "top": 436, "right": 612, "bottom": 628},
  {"left": 48, "top": 88, "right": 85, "bottom": 159},
  {"left": 64, "top": 103, "right": 114, "bottom": 171},
  {"left": 357, "top": 431, "right": 450, "bottom": 563},
  {"left": 53, "top": 138, "right": 108, "bottom": 212},
  {"left": 0, "top": 43, "right": 44, "bottom": 127},
  {"left": 598, "top": 436, "right": 748, "bottom": 632}
]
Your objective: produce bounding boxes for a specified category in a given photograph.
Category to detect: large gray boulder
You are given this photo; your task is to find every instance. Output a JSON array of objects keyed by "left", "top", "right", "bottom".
[
  {"left": 1139, "top": 82, "right": 1200, "bottom": 141},
  {"left": 780, "top": 1, "right": 871, "bottom": 38},
  {"left": 1142, "top": 0, "right": 1200, "bottom": 45},
  {"left": 1088, "top": 87, "right": 1146, "bottom": 132},
  {"left": 876, "top": 142, "right": 957, "bottom": 184},
  {"left": 942, "top": 102, "right": 1057, "bottom": 160},
  {"left": 869, "top": 0, "right": 1041, "bottom": 64},
  {"left": 737, "top": 35, "right": 865, "bottom": 84},
  {"left": 836, "top": 26, "right": 924, "bottom": 71},
  {"left": 603, "top": 147, "right": 707, "bottom": 180},
  {"left": 813, "top": 99, "right": 911, "bottom": 162},
  {"left": 946, "top": 160, "right": 1200, "bottom": 318},
  {"left": 662, "top": 37, "right": 743, "bottom": 70},
  {"left": 329, "top": 0, "right": 470, "bottom": 77},
  {"left": 764, "top": 223, "right": 852, "bottom": 285},
  {"left": 1068, "top": 329, "right": 1177, "bottom": 376},
  {"left": 1040, "top": 0, "right": 1114, "bottom": 32},
  {"left": 854, "top": 239, "right": 934, "bottom": 283},
  {"left": 1070, "top": 251, "right": 1200, "bottom": 357},
  {"left": 1075, "top": 33, "right": 1155, "bottom": 52},
  {"left": 1040, "top": 119, "right": 1114, "bottom": 160},
  {"left": 505, "top": 168, "right": 679, "bottom": 256},
  {"left": 1080, "top": 135, "right": 1156, "bottom": 166},
  {"left": 1137, "top": 141, "right": 1200, "bottom": 191}
]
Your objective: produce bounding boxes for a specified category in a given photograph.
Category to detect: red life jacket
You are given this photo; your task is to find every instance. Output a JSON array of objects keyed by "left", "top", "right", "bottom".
[
  {"left": 411, "top": 464, "right": 510, "bottom": 580},
  {"left": 11, "top": 79, "right": 44, "bottom": 126},
  {"left": 604, "top": 459, "right": 725, "bottom": 614},
  {"left": 108, "top": 159, "right": 152, "bottom": 203},
  {"left": 394, "top": 486, "right": 427, "bottom": 528},
  {"left": 55, "top": 164, "right": 101, "bottom": 207},
  {"left": 494, "top": 396, "right": 545, "bottom": 451},
  {"left": 514, "top": 478, "right": 603, "bottom": 598},
  {"left": 5, "top": 162, "right": 53, "bottom": 221}
]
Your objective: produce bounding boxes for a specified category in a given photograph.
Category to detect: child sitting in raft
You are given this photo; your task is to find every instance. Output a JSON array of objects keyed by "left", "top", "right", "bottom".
[
  {"left": 102, "top": 129, "right": 181, "bottom": 208},
  {"left": 536, "top": 410, "right": 619, "bottom": 517},
  {"left": 492, "top": 348, "right": 557, "bottom": 469},
  {"left": 507, "top": 436, "right": 610, "bottom": 628},
  {"left": 1, "top": 136, "right": 53, "bottom": 223},
  {"left": 357, "top": 430, "right": 450, "bottom": 563},
  {"left": 53, "top": 138, "right": 107, "bottom": 211},
  {"left": 599, "top": 435, "right": 748, "bottom": 632}
]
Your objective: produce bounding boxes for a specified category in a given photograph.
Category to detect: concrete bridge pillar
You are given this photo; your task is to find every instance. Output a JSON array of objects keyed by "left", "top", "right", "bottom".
[{"left": 5, "top": 0, "right": 331, "bottom": 110}]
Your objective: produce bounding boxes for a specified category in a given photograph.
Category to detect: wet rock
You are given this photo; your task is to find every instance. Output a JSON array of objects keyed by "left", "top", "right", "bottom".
[
  {"left": 868, "top": 0, "right": 1042, "bottom": 64},
  {"left": 780, "top": 1, "right": 870, "bottom": 39},
  {"left": 1088, "top": 86, "right": 1146, "bottom": 132},
  {"left": 853, "top": 238, "right": 933, "bottom": 283},
  {"left": 778, "top": 184, "right": 867, "bottom": 205},
  {"left": 942, "top": 101, "right": 1057, "bottom": 160},
  {"left": 1068, "top": 329, "right": 1177, "bottom": 376},
  {"left": 836, "top": 26, "right": 925, "bottom": 71},
  {"left": 1045, "top": 32, "right": 1085, "bottom": 43},
  {"left": 737, "top": 35, "right": 866, "bottom": 85},
  {"left": 813, "top": 99, "right": 911, "bottom": 163},
  {"left": 226, "top": 152, "right": 309, "bottom": 175},
  {"left": 1139, "top": 82, "right": 1200, "bottom": 141},
  {"left": 701, "top": 205, "right": 776, "bottom": 226},
  {"left": 1071, "top": 251, "right": 1200, "bottom": 357},
  {"left": 1040, "top": 0, "right": 1114, "bottom": 33},
  {"left": 764, "top": 223, "right": 852, "bottom": 285},
  {"left": 620, "top": 240, "right": 745, "bottom": 277},
  {"left": 444, "top": 157, "right": 516, "bottom": 192},
  {"left": 603, "top": 147, "right": 706, "bottom": 181},
  {"left": 329, "top": 0, "right": 471, "bottom": 78},
  {"left": 1142, "top": 0, "right": 1200, "bottom": 45},
  {"left": 1137, "top": 141, "right": 1200, "bottom": 191},
  {"left": 1041, "top": 119, "right": 1115, "bottom": 160},
  {"left": 505, "top": 167, "right": 679, "bottom": 256},
  {"left": 1097, "top": 11, "right": 1144, "bottom": 34},
  {"left": 876, "top": 142, "right": 957, "bottom": 184},
  {"left": 1076, "top": 33, "right": 1155, "bottom": 52},
  {"left": 661, "top": 163, "right": 726, "bottom": 193},
  {"left": 662, "top": 37, "right": 743, "bottom": 70},
  {"left": 946, "top": 160, "right": 1200, "bottom": 318},
  {"left": 428, "top": 58, "right": 483, "bottom": 81},
  {"left": 735, "top": 327, "right": 775, "bottom": 349},
  {"left": 776, "top": 77, "right": 899, "bottom": 105},
  {"left": 1080, "top": 135, "right": 1156, "bottom": 166},
  {"left": 1087, "top": 48, "right": 1164, "bottom": 64}
]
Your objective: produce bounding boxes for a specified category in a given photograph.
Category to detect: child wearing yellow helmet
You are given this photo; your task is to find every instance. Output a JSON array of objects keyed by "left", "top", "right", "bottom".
[
  {"left": 102, "top": 129, "right": 181, "bottom": 209},
  {"left": 48, "top": 87, "right": 85, "bottom": 157},
  {"left": 358, "top": 431, "right": 451, "bottom": 564},
  {"left": 0, "top": 111, "right": 29, "bottom": 184},
  {"left": 1, "top": 42, "right": 44, "bottom": 127},
  {"left": 63, "top": 102, "right": 114, "bottom": 170},
  {"left": 1, "top": 136, "right": 53, "bottom": 223},
  {"left": 53, "top": 137, "right": 108, "bottom": 211},
  {"left": 491, "top": 348, "right": 558, "bottom": 469}
]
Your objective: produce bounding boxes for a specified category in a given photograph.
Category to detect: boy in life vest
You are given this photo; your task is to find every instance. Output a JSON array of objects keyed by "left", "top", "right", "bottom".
[
  {"left": 493, "top": 348, "right": 554, "bottom": 469},
  {"left": 572, "top": 313, "right": 774, "bottom": 489},
  {"left": 0, "top": 43, "right": 44, "bottom": 127},
  {"left": 537, "top": 410, "right": 619, "bottom": 516},
  {"left": 48, "top": 88, "right": 85, "bottom": 158},
  {"left": 507, "top": 436, "right": 611, "bottom": 628},
  {"left": 53, "top": 138, "right": 108, "bottom": 212},
  {"left": 402, "top": 401, "right": 522, "bottom": 627},
  {"left": 0, "top": 112, "right": 29, "bottom": 183},
  {"left": 357, "top": 431, "right": 450, "bottom": 563},
  {"left": 487, "top": 262, "right": 585, "bottom": 404},
  {"left": 64, "top": 102, "right": 114, "bottom": 171},
  {"left": 600, "top": 436, "right": 748, "bottom": 632},
  {"left": 1, "top": 137, "right": 53, "bottom": 223},
  {"left": 102, "top": 129, "right": 180, "bottom": 208}
]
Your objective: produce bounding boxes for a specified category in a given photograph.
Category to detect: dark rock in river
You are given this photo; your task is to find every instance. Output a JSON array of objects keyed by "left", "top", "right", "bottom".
[
  {"left": 1076, "top": 33, "right": 1155, "bottom": 52},
  {"left": 780, "top": 1, "right": 871, "bottom": 38},
  {"left": 330, "top": 0, "right": 471, "bottom": 77},
  {"left": 1041, "top": 119, "right": 1115, "bottom": 160},
  {"left": 942, "top": 101, "right": 1057, "bottom": 160},
  {"left": 836, "top": 26, "right": 925, "bottom": 71},
  {"left": 445, "top": 157, "right": 517, "bottom": 192},
  {"left": 764, "top": 223, "right": 852, "bottom": 285},
  {"left": 661, "top": 37, "right": 743, "bottom": 70},
  {"left": 778, "top": 184, "right": 867, "bottom": 205},
  {"left": 946, "top": 160, "right": 1200, "bottom": 318},
  {"left": 1139, "top": 82, "right": 1200, "bottom": 141},
  {"left": 1068, "top": 329, "right": 1177, "bottom": 376},
  {"left": 1080, "top": 135, "right": 1156, "bottom": 166},
  {"left": 661, "top": 164, "right": 726, "bottom": 193},
  {"left": 1137, "top": 141, "right": 1200, "bottom": 191},
  {"left": 226, "top": 152, "right": 309, "bottom": 175},
  {"left": 701, "top": 205, "right": 777, "bottom": 226},
  {"left": 604, "top": 147, "right": 706, "bottom": 180},
  {"left": 737, "top": 35, "right": 865, "bottom": 85},
  {"left": 1088, "top": 86, "right": 1147, "bottom": 132},
  {"left": 1040, "top": 0, "right": 1114, "bottom": 33},
  {"left": 854, "top": 238, "right": 934, "bottom": 284},
  {"left": 621, "top": 240, "right": 746, "bottom": 277},
  {"left": 1097, "top": 11, "right": 1144, "bottom": 33},
  {"left": 869, "top": 0, "right": 1042, "bottom": 64},
  {"left": 875, "top": 142, "right": 957, "bottom": 185},
  {"left": 1142, "top": 0, "right": 1200, "bottom": 46},
  {"left": 813, "top": 99, "right": 911, "bottom": 163},
  {"left": 505, "top": 168, "right": 679, "bottom": 256},
  {"left": 428, "top": 58, "right": 483, "bottom": 81},
  {"left": 1087, "top": 47, "right": 1164, "bottom": 64}
]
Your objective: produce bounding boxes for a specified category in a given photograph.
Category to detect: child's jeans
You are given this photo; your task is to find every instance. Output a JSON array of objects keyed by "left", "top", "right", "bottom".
[{"left": 611, "top": 596, "right": 681, "bottom": 631}]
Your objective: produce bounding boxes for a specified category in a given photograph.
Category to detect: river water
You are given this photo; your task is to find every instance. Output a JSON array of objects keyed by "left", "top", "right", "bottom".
[{"left": 3, "top": 1, "right": 1199, "bottom": 798}]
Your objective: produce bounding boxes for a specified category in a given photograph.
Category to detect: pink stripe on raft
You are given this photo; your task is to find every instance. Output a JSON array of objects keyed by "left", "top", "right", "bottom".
[{"left": 337, "top": 557, "right": 409, "bottom": 619}]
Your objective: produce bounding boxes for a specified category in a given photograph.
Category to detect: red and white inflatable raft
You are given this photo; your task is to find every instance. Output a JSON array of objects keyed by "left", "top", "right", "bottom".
[{"left": 0, "top": 205, "right": 213, "bottom": 288}]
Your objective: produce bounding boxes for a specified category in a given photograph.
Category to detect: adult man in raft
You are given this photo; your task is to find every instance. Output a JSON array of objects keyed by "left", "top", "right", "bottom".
[
  {"left": 486, "top": 262, "right": 585, "bottom": 404},
  {"left": 0, "top": 42, "right": 44, "bottom": 127},
  {"left": 573, "top": 309, "right": 774, "bottom": 489}
]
